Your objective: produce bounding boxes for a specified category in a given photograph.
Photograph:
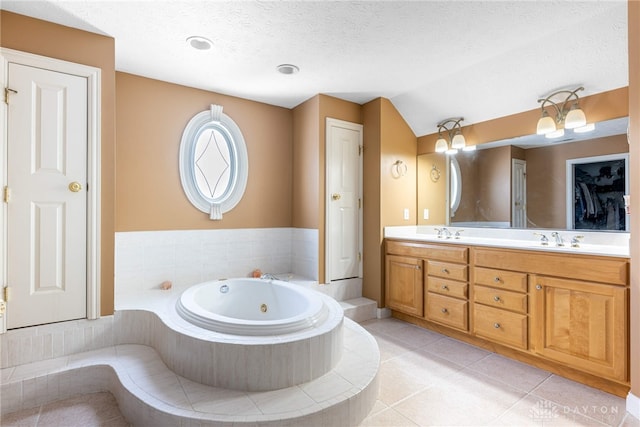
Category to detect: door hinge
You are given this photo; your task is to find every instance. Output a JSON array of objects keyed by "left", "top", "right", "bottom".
[
  {"left": 358, "top": 198, "right": 362, "bottom": 209},
  {"left": 358, "top": 252, "right": 362, "bottom": 262},
  {"left": 3, "top": 186, "right": 10, "bottom": 203},
  {"left": 3, "top": 286, "right": 10, "bottom": 302},
  {"left": 4, "top": 88, "right": 17, "bottom": 104},
  {"left": 359, "top": 145, "right": 364, "bottom": 156}
]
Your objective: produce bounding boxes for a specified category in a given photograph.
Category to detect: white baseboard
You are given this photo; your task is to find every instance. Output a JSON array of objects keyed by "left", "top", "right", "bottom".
[{"left": 627, "top": 392, "right": 640, "bottom": 419}]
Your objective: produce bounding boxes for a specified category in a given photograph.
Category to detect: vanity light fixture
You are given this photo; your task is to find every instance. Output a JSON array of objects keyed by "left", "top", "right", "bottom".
[
  {"left": 536, "top": 86, "right": 594, "bottom": 138},
  {"left": 434, "top": 117, "right": 466, "bottom": 154}
]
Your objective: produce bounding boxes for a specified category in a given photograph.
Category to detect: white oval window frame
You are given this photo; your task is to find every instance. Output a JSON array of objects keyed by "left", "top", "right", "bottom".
[{"left": 179, "top": 105, "right": 248, "bottom": 219}]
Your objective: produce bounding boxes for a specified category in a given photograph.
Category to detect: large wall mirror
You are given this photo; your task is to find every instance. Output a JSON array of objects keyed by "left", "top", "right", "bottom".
[{"left": 417, "top": 116, "right": 629, "bottom": 232}]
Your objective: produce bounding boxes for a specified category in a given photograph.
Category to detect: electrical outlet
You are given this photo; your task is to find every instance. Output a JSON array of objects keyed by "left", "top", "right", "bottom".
[
  {"left": 423, "top": 208, "right": 429, "bottom": 220},
  {"left": 403, "top": 208, "right": 410, "bottom": 220}
]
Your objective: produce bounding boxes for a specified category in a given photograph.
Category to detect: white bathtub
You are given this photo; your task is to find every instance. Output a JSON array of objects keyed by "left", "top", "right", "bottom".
[{"left": 176, "top": 278, "right": 333, "bottom": 335}]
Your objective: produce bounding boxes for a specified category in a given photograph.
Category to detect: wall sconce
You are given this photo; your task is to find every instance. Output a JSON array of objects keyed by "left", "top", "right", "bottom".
[
  {"left": 392, "top": 160, "right": 407, "bottom": 178},
  {"left": 434, "top": 117, "right": 467, "bottom": 154},
  {"left": 536, "top": 86, "right": 594, "bottom": 138}
]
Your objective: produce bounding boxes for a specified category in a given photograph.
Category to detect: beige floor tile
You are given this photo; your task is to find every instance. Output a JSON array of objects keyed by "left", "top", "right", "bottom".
[
  {"left": 361, "top": 318, "right": 413, "bottom": 336},
  {"left": 494, "top": 394, "right": 606, "bottom": 426},
  {"left": 531, "top": 375, "right": 626, "bottom": 426},
  {"left": 382, "top": 324, "right": 445, "bottom": 348},
  {"left": 377, "top": 361, "right": 431, "bottom": 405},
  {"left": 374, "top": 334, "right": 419, "bottom": 362},
  {"left": 419, "top": 336, "right": 492, "bottom": 367},
  {"left": 466, "top": 353, "right": 552, "bottom": 393},
  {"left": 359, "top": 406, "right": 419, "bottom": 427},
  {"left": 36, "top": 392, "right": 127, "bottom": 426},
  {"left": 0, "top": 405, "right": 40, "bottom": 427},
  {"left": 621, "top": 413, "right": 640, "bottom": 426}
]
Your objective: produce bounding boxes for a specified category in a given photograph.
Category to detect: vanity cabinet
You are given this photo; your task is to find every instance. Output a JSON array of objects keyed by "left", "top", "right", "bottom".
[
  {"left": 384, "top": 238, "right": 630, "bottom": 394},
  {"left": 385, "top": 240, "right": 468, "bottom": 329},
  {"left": 385, "top": 254, "right": 423, "bottom": 316},
  {"left": 530, "top": 275, "right": 627, "bottom": 381}
]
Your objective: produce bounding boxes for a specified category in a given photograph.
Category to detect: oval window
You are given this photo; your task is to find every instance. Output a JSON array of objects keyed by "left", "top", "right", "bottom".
[{"left": 179, "top": 105, "right": 248, "bottom": 219}]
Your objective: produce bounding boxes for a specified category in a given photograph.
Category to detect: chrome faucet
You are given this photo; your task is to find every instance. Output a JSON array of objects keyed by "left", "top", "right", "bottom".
[
  {"left": 454, "top": 229, "right": 464, "bottom": 239},
  {"left": 571, "top": 235, "right": 584, "bottom": 248},
  {"left": 551, "top": 232, "right": 564, "bottom": 247},
  {"left": 533, "top": 232, "right": 549, "bottom": 246},
  {"left": 260, "top": 273, "right": 279, "bottom": 281},
  {"left": 435, "top": 227, "right": 453, "bottom": 239}
]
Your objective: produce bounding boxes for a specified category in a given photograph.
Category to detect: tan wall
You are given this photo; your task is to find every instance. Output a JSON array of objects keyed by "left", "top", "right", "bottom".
[
  {"left": 526, "top": 135, "right": 629, "bottom": 229},
  {"left": 417, "top": 153, "right": 447, "bottom": 225},
  {"left": 477, "top": 145, "right": 511, "bottom": 222},
  {"left": 115, "top": 73, "right": 292, "bottom": 231},
  {"left": 417, "top": 87, "right": 629, "bottom": 154},
  {"left": 291, "top": 94, "right": 361, "bottom": 283},
  {"left": 363, "top": 98, "right": 417, "bottom": 306},
  {"left": 1, "top": 11, "right": 116, "bottom": 315},
  {"left": 292, "top": 96, "right": 320, "bottom": 230},
  {"left": 628, "top": 0, "right": 640, "bottom": 398},
  {"left": 453, "top": 152, "right": 480, "bottom": 222}
]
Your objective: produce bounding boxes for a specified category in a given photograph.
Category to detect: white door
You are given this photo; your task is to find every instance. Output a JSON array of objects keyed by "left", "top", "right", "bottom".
[
  {"left": 6, "top": 62, "right": 88, "bottom": 329},
  {"left": 326, "top": 118, "right": 362, "bottom": 282},
  {"left": 512, "top": 159, "right": 527, "bottom": 228}
]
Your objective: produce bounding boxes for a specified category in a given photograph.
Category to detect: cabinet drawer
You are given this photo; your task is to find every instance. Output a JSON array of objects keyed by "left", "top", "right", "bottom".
[
  {"left": 428, "top": 261, "right": 468, "bottom": 281},
  {"left": 386, "top": 240, "right": 468, "bottom": 263},
  {"left": 473, "top": 304, "right": 527, "bottom": 349},
  {"left": 426, "top": 293, "right": 468, "bottom": 331},
  {"left": 474, "top": 285, "right": 527, "bottom": 314},
  {"left": 475, "top": 267, "right": 527, "bottom": 293},
  {"left": 427, "top": 277, "right": 468, "bottom": 299}
]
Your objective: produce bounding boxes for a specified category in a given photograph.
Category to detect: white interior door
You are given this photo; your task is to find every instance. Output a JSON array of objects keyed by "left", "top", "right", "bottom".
[
  {"left": 326, "top": 118, "right": 362, "bottom": 282},
  {"left": 512, "top": 159, "right": 527, "bottom": 228},
  {"left": 6, "top": 62, "right": 88, "bottom": 329}
]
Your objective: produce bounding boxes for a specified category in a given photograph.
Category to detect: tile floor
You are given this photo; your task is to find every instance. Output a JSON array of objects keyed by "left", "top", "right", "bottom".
[{"left": 2, "top": 317, "right": 639, "bottom": 427}]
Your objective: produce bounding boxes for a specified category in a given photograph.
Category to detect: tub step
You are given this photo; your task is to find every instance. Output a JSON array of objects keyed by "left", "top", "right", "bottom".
[
  {"left": 340, "top": 297, "right": 377, "bottom": 323},
  {"left": 0, "top": 319, "right": 379, "bottom": 426}
]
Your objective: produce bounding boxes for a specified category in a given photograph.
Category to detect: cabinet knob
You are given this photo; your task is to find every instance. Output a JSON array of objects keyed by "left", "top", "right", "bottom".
[
  {"left": 441, "top": 308, "right": 449, "bottom": 314},
  {"left": 442, "top": 285, "right": 449, "bottom": 291},
  {"left": 494, "top": 323, "right": 501, "bottom": 329},
  {"left": 441, "top": 268, "right": 449, "bottom": 274},
  {"left": 493, "top": 296, "right": 501, "bottom": 302},
  {"left": 415, "top": 265, "right": 421, "bottom": 270},
  {"left": 536, "top": 284, "right": 542, "bottom": 290},
  {"left": 494, "top": 277, "right": 501, "bottom": 283}
]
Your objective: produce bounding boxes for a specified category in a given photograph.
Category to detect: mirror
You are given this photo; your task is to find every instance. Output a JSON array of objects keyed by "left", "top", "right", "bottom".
[
  {"left": 179, "top": 104, "right": 248, "bottom": 220},
  {"left": 417, "top": 116, "right": 629, "bottom": 231}
]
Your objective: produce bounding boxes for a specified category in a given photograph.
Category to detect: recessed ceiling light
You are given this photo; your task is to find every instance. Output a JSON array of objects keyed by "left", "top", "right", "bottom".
[
  {"left": 186, "top": 36, "right": 212, "bottom": 50},
  {"left": 276, "top": 64, "right": 299, "bottom": 75}
]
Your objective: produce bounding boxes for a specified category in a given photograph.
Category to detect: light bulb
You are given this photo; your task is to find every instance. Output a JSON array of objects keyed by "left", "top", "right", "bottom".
[
  {"left": 536, "top": 114, "right": 556, "bottom": 135},
  {"left": 435, "top": 137, "right": 448, "bottom": 153},
  {"left": 564, "top": 107, "right": 587, "bottom": 129},
  {"left": 451, "top": 133, "right": 466, "bottom": 150}
]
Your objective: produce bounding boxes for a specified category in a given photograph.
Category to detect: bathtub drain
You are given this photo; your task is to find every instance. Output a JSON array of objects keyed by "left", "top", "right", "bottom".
[{"left": 260, "top": 303, "right": 268, "bottom": 313}]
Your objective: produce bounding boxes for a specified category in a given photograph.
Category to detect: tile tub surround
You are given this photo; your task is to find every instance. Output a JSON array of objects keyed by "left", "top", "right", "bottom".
[
  {"left": 115, "top": 228, "right": 319, "bottom": 297},
  {"left": 114, "top": 286, "right": 345, "bottom": 392},
  {"left": 0, "top": 320, "right": 380, "bottom": 427},
  {"left": 385, "top": 225, "right": 630, "bottom": 257}
]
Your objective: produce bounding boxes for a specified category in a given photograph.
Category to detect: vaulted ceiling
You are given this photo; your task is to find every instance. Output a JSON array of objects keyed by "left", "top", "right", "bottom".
[{"left": 1, "top": 1, "right": 628, "bottom": 136}]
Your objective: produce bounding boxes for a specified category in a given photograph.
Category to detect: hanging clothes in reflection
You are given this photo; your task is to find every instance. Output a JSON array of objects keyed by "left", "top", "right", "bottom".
[{"left": 573, "top": 160, "right": 626, "bottom": 231}]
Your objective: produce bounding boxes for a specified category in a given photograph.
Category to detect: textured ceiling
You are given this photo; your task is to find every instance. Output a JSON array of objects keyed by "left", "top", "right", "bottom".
[{"left": 1, "top": 1, "right": 629, "bottom": 137}]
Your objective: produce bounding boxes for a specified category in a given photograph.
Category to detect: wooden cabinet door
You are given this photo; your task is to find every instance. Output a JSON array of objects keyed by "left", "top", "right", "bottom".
[
  {"left": 385, "top": 255, "right": 423, "bottom": 316},
  {"left": 530, "top": 275, "right": 627, "bottom": 381}
]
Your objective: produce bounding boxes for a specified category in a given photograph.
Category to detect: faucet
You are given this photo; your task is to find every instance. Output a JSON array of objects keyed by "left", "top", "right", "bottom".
[
  {"left": 260, "top": 273, "right": 279, "bottom": 281},
  {"left": 571, "top": 235, "right": 584, "bottom": 248},
  {"left": 551, "top": 232, "right": 564, "bottom": 247},
  {"left": 435, "top": 227, "right": 452, "bottom": 239},
  {"left": 533, "top": 232, "right": 549, "bottom": 246},
  {"left": 454, "top": 229, "right": 464, "bottom": 239}
]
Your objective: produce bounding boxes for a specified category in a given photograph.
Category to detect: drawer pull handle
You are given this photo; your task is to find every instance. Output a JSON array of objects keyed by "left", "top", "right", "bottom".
[
  {"left": 494, "top": 323, "right": 501, "bottom": 329},
  {"left": 441, "top": 308, "right": 449, "bottom": 314},
  {"left": 441, "top": 285, "right": 449, "bottom": 291},
  {"left": 494, "top": 277, "right": 501, "bottom": 283},
  {"left": 442, "top": 268, "right": 449, "bottom": 274},
  {"left": 415, "top": 265, "right": 421, "bottom": 270},
  {"left": 493, "top": 296, "right": 501, "bottom": 302},
  {"left": 536, "top": 284, "right": 542, "bottom": 290}
]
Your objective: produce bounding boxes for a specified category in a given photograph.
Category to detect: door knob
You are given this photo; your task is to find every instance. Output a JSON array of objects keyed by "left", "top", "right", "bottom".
[
  {"left": 68, "top": 182, "right": 82, "bottom": 192},
  {"left": 331, "top": 193, "right": 341, "bottom": 201}
]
